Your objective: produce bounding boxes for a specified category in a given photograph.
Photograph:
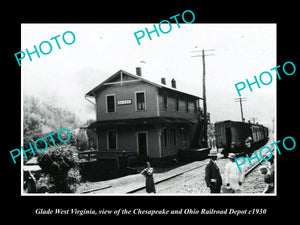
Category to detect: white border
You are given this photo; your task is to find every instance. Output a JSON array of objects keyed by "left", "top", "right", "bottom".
[{"left": 20, "top": 23, "right": 277, "bottom": 196}]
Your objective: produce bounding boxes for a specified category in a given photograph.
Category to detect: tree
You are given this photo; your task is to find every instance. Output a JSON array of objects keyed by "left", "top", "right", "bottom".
[
  {"left": 23, "top": 95, "right": 81, "bottom": 137},
  {"left": 85, "top": 119, "right": 97, "bottom": 149},
  {"left": 23, "top": 95, "right": 81, "bottom": 162},
  {"left": 207, "top": 123, "right": 216, "bottom": 148},
  {"left": 37, "top": 144, "right": 81, "bottom": 193}
]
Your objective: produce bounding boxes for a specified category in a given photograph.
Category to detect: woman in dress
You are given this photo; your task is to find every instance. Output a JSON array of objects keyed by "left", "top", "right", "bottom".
[{"left": 141, "top": 162, "right": 156, "bottom": 193}]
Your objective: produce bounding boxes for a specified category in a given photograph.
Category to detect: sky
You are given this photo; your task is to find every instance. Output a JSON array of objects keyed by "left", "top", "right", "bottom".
[{"left": 21, "top": 23, "right": 276, "bottom": 129}]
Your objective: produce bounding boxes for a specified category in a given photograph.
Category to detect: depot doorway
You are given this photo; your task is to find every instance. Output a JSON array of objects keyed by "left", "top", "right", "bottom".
[
  {"left": 137, "top": 132, "right": 148, "bottom": 158},
  {"left": 225, "top": 127, "right": 232, "bottom": 148}
]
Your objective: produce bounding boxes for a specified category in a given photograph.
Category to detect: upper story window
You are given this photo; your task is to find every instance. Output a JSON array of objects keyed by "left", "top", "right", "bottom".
[
  {"left": 185, "top": 98, "right": 189, "bottom": 112},
  {"left": 136, "top": 91, "right": 146, "bottom": 111},
  {"left": 163, "top": 91, "right": 167, "bottom": 110},
  {"left": 176, "top": 96, "right": 179, "bottom": 111},
  {"left": 106, "top": 94, "right": 116, "bottom": 113}
]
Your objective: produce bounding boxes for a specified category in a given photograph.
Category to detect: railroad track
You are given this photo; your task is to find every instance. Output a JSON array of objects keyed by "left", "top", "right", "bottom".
[
  {"left": 127, "top": 162, "right": 208, "bottom": 194},
  {"left": 80, "top": 147, "right": 274, "bottom": 194},
  {"left": 127, "top": 149, "right": 274, "bottom": 194}
]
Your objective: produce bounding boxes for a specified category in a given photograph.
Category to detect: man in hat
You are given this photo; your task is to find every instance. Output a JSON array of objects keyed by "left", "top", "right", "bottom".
[
  {"left": 205, "top": 148, "right": 222, "bottom": 193},
  {"left": 224, "top": 153, "right": 245, "bottom": 193}
]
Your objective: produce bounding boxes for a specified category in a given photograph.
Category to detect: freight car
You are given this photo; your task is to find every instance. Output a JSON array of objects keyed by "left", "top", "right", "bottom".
[{"left": 214, "top": 120, "right": 269, "bottom": 156}]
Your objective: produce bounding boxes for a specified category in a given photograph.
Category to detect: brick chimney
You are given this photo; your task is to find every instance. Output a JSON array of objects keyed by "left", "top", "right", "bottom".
[
  {"left": 171, "top": 78, "right": 176, "bottom": 88},
  {"left": 136, "top": 67, "right": 142, "bottom": 76},
  {"left": 161, "top": 77, "right": 166, "bottom": 85}
]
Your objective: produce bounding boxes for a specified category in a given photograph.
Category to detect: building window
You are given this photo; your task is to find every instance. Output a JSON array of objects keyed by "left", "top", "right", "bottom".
[
  {"left": 185, "top": 98, "right": 189, "bottom": 112},
  {"left": 107, "top": 131, "right": 117, "bottom": 150},
  {"left": 163, "top": 91, "right": 167, "bottom": 110},
  {"left": 136, "top": 91, "right": 146, "bottom": 110},
  {"left": 162, "top": 129, "right": 168, "bottom": 148},
  {"left": 106, "top": 95, "right": 115, "bottom": 113},
  {"left": 194, "top": 100, "right": 197, "bottom": 113},
  {"left": 176, "top": 96, "right": 179, "bottom": 111}
]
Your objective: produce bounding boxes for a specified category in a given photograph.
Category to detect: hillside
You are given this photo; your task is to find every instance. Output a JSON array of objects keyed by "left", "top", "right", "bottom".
[
  {"left": 24, "top": 94, "right": 81, "bottom": 134},
  {"left": 23, "top": 95, "right": 95, "bottom": 161}
]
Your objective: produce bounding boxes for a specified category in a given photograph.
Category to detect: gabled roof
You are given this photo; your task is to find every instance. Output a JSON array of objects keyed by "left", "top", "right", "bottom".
[{"left": 85, "top": 69, "right": 202, "bottom": 99}]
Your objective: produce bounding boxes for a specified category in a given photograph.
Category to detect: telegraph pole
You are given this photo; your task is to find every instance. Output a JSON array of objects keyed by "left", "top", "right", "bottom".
[
  {"left": 191, "top": 48, "right": 215, "bottom": 148},
  {"left": 202, "top": 49, "right": 207, "bottom": 125},
  {"left": 234, "top": 97, "right": 247, "bottom": 122}
]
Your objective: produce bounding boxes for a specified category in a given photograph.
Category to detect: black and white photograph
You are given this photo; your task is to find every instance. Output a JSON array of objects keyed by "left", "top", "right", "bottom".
[
  {"left": 3, "top": 3, "right": 298, "bottom": 220},
  {"left": 21, "top": 23, "right": 276, "bottom": 195}
]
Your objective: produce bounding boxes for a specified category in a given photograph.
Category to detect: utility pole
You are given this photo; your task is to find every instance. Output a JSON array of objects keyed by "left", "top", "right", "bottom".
[
  {"left": 191, "top": 48, "right": 215, "bottom": 148},
  {"left": 202, "top": 49, "right": 207, "bottom": 126},
  {"left": 234, "top": 97, "right": 247, "bottom": 122}
]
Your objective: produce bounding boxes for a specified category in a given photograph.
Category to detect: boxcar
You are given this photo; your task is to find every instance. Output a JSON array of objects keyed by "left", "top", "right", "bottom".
[{"left": 215, "top": 120, "right": 269, "bottom": 155}]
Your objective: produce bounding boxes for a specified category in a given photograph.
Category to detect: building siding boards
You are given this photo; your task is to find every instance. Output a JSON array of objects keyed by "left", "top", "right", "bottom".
[
  {"left": 97, "top": 125, "right": 160, "bottom": 158},
  {"left": 97, "top": 125, "right": 191, "bottom": 158},
  {"left": 95, "top": 81, "right": 158, "bottom": 121},
  {"left": 160, "top": 125, "right": 192, "bottom": 157},
  {"left": 95, "top": 83, "right": 199, "bottom": 122},
  {"left": 158, "top": 88, "right": 199, "bottom": 122},
  {"left": 87, "top": 70, "right": 203, "bottom": 160}
]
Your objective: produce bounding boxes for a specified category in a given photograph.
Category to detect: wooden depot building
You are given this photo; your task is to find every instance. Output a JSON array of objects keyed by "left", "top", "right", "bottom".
[{"left": 85, "top": 67, "right": 207, "bottom": 164}]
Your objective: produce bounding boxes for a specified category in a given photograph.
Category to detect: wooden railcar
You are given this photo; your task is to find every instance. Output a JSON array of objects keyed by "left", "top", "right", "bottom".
[{"left": 215, "top": 120, "right": 269, "bottom": 155}]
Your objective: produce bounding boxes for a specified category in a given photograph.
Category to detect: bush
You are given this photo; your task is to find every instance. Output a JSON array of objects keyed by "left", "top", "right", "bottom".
[{"left": 37, "top": 144, "right": 81, "bottom": 193}]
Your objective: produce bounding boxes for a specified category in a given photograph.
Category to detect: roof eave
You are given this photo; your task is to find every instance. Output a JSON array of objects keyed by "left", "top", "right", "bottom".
[
  {"left": 85, "top": 70, "right": 124, "bottom": 97},
  {"left": 85, "top": 69, "right": 203, "bottom": 99}
]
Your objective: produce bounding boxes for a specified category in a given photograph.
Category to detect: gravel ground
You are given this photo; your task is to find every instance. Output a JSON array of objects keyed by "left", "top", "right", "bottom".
[
  {"left": 243, "top": 160, "right": 269, "bottom": 194},
  {"left": 154, "top": 158, "right": 226, "bottom": 194},
  {"left": 134, "top": 158, "right": 269, "bottom": 194}
]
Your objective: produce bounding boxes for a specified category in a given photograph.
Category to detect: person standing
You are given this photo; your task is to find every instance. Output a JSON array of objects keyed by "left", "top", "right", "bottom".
[
  {"left": 260, "top": 155, "right": 274, "bottom": 193},
  {"left": 141, "top": 162, "right": 156, "bottom": 194},
  {"left": 205, "top": 148, "right": 222, "bottom": 193},
  {"left": 24, "top": 171, "right": 37, "bottom": 193},
  {"left": 224, "top": 153, "right": 245, "bottom": 193}
]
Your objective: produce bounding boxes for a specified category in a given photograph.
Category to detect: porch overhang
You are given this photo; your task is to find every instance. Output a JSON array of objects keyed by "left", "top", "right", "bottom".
[{"left": 87, "top": 117, "right": 198, "bottom": 129}]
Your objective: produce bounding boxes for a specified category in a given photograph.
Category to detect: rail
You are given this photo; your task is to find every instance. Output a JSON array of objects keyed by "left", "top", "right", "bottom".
[
  {"left": 126, "top": 163, "right": 206, "bottom": 194},
  {"left": 127, "top": 149, "right": 274, "bottom": 194},
  {"left": 81, "top": 146, "right": 274, "bottom": 194},
  {"left": 244, "top": 147, "right": 274, "bottom": 177},
  {"left": 78, "top": 150, "right": 98, "bottom": 161},
  {"left": 78, "top": 150, "right": 139, "bottom": 163}
]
